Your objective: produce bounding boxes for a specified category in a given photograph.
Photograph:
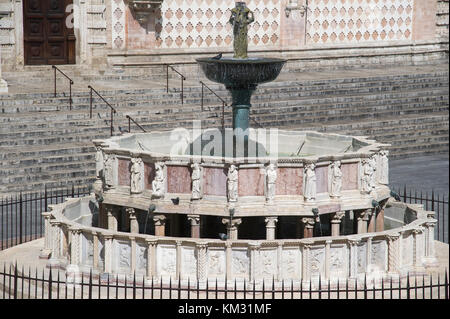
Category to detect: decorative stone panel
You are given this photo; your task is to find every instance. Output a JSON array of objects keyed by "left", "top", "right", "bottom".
[
  {"left": 144, "top": 162, "right": 156, "bottom": 190},
  {"left": 238, "top": 168, "right": 265, "bottom": 197},
  {"left": 275, "top": 167, "right": 303, "bottom": 195},
  {"left": 203, "top": 167, "right": 227, "bottom": 196},
  {"left": 125, "top": 0, "right": 281, "bottom": 50},
  {"left": 232, "top": 249, "right": 249, "bottom": 278},
  {"left": 306, "top": 0, "right": 414, "bottom": 45},
  {"left": 180, "top": 246, "right": 197, "bottom": 279},
  {"left": 167, "top": 165, "right": 192, "bottom": 194},
  {"left": 157, "top": 244, "right": 177, "bottom": 278},
  {"left": 207, "top": 248, "right": 226, "bottom": 278},
  {"left": 112, "top": 0, "right": 127, "bottom": 49},
  {"left": 118, "top": 158, "right": 131, "bottom": 186},
  {"left": 341, "top": 163, "right": 358, "bottom": 191}
]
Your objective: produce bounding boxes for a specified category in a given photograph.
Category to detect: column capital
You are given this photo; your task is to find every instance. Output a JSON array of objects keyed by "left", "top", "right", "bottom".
[
  {"left": 146, "top": 238, "right": 158, "bottom": 246},
  {"left": 153, "top": 214, "right": 166, "bottom": 226},
  {"left": 126, "top": 207, "right": 136, "bottom": 215},
  {"left": 387, "top": 233, "right": 400, "bottom": 242},
  {"left": 196, "top": 242, "right": 208, "bottom": 250},
  {"left": 222, "top": 218, "right": 242, "bottom": 228},
  {"left": 331, "top": 211, "right": 345, "bottom": 223},
  {"left": 187, "top": 214, "right": 201, "bottom": 226},
  {"left": 264, "top": 216, "right": 278, "bottom": 227},
  {"left": 248, "top": 242, "right": 261, "bottom": 250},
  {"left": 301, "top": 217, "right": 315, "bottom": 228}
]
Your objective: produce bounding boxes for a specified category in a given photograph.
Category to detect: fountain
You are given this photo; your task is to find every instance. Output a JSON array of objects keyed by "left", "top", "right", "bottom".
[
  {"left": 196, "top": 2, "right": 286, "bottom": 148},
  {"left": 38, "top": 2, "right": 439, "bottom": 285}
]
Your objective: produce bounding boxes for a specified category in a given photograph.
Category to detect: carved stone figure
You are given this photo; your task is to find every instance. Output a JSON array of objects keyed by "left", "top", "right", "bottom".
[
  {"left": 229, "top": 2, "right": 254, "bottom": 59},
  {"left": 95, "top": 147, "right": 104, "bottom": 179},
  {"left": 304, "top": 163, "right": 316, "bottom": 201},
  {"left": 369, "top": 155, "right": 377, "bottom": 190},
  {"left": 227, "top": 165, "right": 238, "bottom": 202},
  {"left": 266, "top": 163, "right": 277, "bottom": 202},
  {"left": 130, "top": 157, "right": 143, "bottom": 194},
  {"left": 191, "top": 163, "right": 202, "bottom": 200},
  {"left": 152, "top": 163, "right": 165, "bottom": 197},
  {"left": 330, "top": 160, "right": 342, "bottom": 198},
  {"left": 104, "top": 154, "right": 115, "bottom": 187},
  {"left": 379, "top": 150, "right": 389, "bottom": 185},
  {"left": 361, "top": 158, "right": 374, "bottom": 194}
]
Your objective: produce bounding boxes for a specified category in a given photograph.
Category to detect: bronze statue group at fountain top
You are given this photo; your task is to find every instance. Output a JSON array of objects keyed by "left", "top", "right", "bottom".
[{"left": 230, "top": 2, "right": 254, "bottom": 59}]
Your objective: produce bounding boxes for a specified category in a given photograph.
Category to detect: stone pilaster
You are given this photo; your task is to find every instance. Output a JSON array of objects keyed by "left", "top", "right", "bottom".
[
  {"left": 92, "top": 231, "right": 99, "bottom": 269},
  {"left": 40, "top": 212, "right": 53, "bottom": 259},
  {"left": 146, "top": 239, "right": 158, "bottom": 279},
  {"left": 412, "top": 228, "right": 424, "bottom": 269},
  {"left": 301, "top": 217, "right": 315, "bottom": 238},
  {"left": 196, "top": 243, "right": 208, "bottom": 281},
  {"left": 249, "top": 242, "right": 260, "bottom": 282},
  {"left": 265, "top": 217, "right": 278, "bottom": 240},
  {"left": 48, "top": 220, "right": 62, "bottom": 266},
  {"left": 187, "top": 215, "right": 201, "bottom": 238},
  {"left": 153, "top": 215, "right": 166, "bottom": 237},
  {"left": 130, "top": 236, "right": 136, "bottom": 274},
  {"left": 302, "top": 244, "right": 311, "bottom": 281},
  {"left": 348, "top": 239, "right": 359, "bottom": 278},
  {"left": 176, "top": 240, "right": 182, "bottom": 280},
  {"left": 387, "top": 233, "right": 400, "bottom": 275},
  {"left": 127, "top": 208, "right": 139, "bottom": 233},
  {"left": 103, "top": 234, "right": 114, "bottom": 274},
  {"left": 222, "top": 218, "right": 242, "bottom": 240},
  {"left": 423, "top": 220, "right": 439, "bottom": 267},
  {"left": 325, "top": 240, "right": 332, "bottom": 280},
  {"left": 331, "top": 211, "right": 345, "bottom": 236},
  {"left": 225, "top": 241, "right": 232, "bottom": 280},
  {"left": 68, "top": 227, "right": 82, "bottom": 270}
]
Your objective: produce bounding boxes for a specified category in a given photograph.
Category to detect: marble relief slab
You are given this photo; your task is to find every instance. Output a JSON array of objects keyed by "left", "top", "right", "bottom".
[
  {"left": 232, "top": 249, "right": 249, "bottom": 277},
  {"left": 282, "top": 248, "right": 300, "bottom": 279},
  {"left": 357, "top": 243, "right": 367, "bottom": 273},
  {"left": 401, "top": 235, "right": 413, "bottom": 267},
  {"left": 157, "top": 245, "right": 177, "bottom": 277},
  {"left": 81, "top": 234, "right": 94, "bottom": 266},
  {"left": 370, "top": 240, "right": 387, "bottom": 271},
  {"left": 309, "top": 246, "right": 325, "bottom": 278},
  {"left": 207, "top": 248, "right": 226, "bottom": 278},
  {"left": 116, "top": 240, "right": 131, "bottom": 273},
  {"left": 136, "top": 242, "right": 148, "bottom": 272},
  {"left": 181, "top": 246, "right": 197, "bottom": 279},
  {"left": 260, "top": 248, "right": 277, "bottom": 279},
  {"left": 329, "top": 244, "right": 347, "bottom": 278}
]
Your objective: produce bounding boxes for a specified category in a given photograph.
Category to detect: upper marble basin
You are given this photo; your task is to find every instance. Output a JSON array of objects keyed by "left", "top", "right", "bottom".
[{"left": 196, "top": 57, "right": 287, "bottom": 88}]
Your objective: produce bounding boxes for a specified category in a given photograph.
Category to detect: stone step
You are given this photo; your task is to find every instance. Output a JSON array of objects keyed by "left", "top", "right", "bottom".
[
  {"left": 2, "top": 86, "right": 446, "bottom": 128},
  {"left": 1, "top": 71, "right": 447, "bottom": 110}
]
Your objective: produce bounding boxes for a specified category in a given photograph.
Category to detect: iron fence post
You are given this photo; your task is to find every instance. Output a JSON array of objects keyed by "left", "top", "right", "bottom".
[
  {"left": 48, "top": 266, "right": 52, "bottom": 299},
  {"left": 54, "top": 66, "right": 57, "bottom": 98},
  {"left": 89, "top": 87, "right": 93, "bottom": 119},
  {"left": 201, "top": 82, "right": 204, "bottom": 112},
  {"left": 69, "top": 81, "right": 72, "bottom": 110},
  {"left": 19, "top": 192, "right": 23, "bottom": 244},
  {"left": 13, "top": 262, "right": 17, "bottom": 299}
]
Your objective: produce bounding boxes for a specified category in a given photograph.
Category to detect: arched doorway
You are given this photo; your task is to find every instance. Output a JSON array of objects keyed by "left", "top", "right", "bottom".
[{"left": 23, "top": 0, "right": 75, "bottom": 65}]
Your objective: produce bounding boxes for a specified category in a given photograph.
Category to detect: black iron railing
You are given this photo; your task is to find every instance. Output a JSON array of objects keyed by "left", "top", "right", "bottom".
[
  {"left": 200, "top": 81, "right": 227, "bottom": 130},
  {"left": 392, "top": 186, "right": 449, "bottom": 243},
  {"left": 0, "top": 265, "right": 448, "bottom": 300},
  {"left": 164, "top": 64, "right": 187, "bottom": 105},
  {"left": 126, "top": 115, "right": 147, "bottom": 133},
  {"left": 0, "top": 185, "right": 92, "bottom": 251},
  {"left": 88, "top": 85, "right": 117, "bottom": 136},
  {"left": 52, "top": 65, "right": 74, "bottom": 110}
]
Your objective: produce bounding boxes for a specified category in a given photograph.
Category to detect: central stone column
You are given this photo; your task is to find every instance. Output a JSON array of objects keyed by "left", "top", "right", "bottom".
[
  {"left": 187, "top": 214, "right": 201, "bottom": 238},
  {"left": 331, "top": 212, "right": 345, "bottom": 236},
  {"left": 356, "top": 209, "right": 372, "bottom": 234},
  {"left": 265, "top": 217, "right": 278, "bottom": 240},
  {"left": 301, "top": 217, "right": 315, "bottom": 238},
  {"left": 127, "top": 208, "right": 139, "bottom": 233},
  {"left": 222, "top": 218, "right": 242, "bottom": 240},
  {"left": 153, "top": 215, "right": 167, "bottom": 236}
]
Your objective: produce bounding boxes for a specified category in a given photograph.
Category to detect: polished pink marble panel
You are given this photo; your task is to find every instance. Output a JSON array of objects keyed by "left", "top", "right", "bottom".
[
  {"left": 203, "top": 167, "right": 227, "bottom": 196},
  {"left": 238, "top": 168, "right": 264, "bottom": 197},
  {"left": 316, "top": 166, "right": 328, "bottom": 194},
  {"left": 118, "top": 159, "right": 131, "bottom": 186},
  {"left": 341, "top": 163, "right": 359, "bottom": 191},
  {"left": 276, "top": 167, "right": 303, "bottom": 196},
  {"left": 144, "top": 162, "right": 156, "bottom": 190},
  {"left": 167, "top": 166, "right": 191, "bottom": 194}
]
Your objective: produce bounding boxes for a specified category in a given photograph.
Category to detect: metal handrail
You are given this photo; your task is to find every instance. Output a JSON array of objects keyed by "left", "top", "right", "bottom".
[
  {"left": 88, "top": 85, "right": 117, "bottom": 136},
  {"left": 52, "top": 65, "right": 74, "bottom": 110},
  {"left": 164, "top": 64, "right": 187, "bottom": 105},
  {"left": 200, "top": 80, "right": 227, "bottom": 131},
  {"left": 126, "top": 115, "right": 147, "bottom": 133}
]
